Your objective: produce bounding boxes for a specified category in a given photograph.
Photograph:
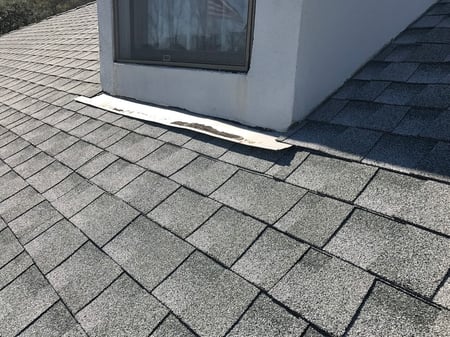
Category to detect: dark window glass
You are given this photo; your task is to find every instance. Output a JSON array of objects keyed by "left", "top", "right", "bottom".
[{"left": 115, "top": 0, "right": 254, "bottom": 71}]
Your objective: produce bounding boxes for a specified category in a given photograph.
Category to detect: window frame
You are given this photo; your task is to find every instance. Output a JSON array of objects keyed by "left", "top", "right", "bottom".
[{"left": 113, "top": 0, "right": 256, "bottom": 72}]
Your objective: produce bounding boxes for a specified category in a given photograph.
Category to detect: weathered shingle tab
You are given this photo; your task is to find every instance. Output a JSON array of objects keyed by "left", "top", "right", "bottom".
[
  {"left": 346, "top": 282, "right": 450, "bottom": 337},
  {"left": 76, "top": 274, "right": 168, "bottom": 337},
  {"left": 153, "top": 252, "right": 258, "bottom": 337},
  {"left": 104, "top": 216, "right": 194, "bottom": 291},
  {"left": 270, "top": 249, "right": 374, "bottom": 336},
  {"left": 326, "top": 209, "right": 450, "bottom": 297},
  {"left": 47, "top": 242, "right": 121, "bottom": 313}
]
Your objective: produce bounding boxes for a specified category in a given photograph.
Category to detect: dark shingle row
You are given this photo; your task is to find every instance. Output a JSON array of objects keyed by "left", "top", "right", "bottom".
[{"left": 286, "top": 1, "right": 450, "bottom": 183}]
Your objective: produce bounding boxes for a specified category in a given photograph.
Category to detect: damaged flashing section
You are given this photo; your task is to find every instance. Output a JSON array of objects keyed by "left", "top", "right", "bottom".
[{"left": 76, "top": 94, "right": 292, "bottom": 151}]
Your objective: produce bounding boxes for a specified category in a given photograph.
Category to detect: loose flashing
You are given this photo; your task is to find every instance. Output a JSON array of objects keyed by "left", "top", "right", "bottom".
[{"left": 76, "top": 94, "right": 291, "bottom": 151}]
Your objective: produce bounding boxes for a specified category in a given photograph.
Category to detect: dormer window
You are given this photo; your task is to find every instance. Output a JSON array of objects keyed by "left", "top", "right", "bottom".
[{"left": 114, "top": 0, "right": 255, "bottom": 71}]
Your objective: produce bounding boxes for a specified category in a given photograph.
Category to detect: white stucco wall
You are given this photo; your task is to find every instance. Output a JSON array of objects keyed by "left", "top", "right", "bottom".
[
  {"left": 97, "top": 0, "right": 436, "bottom": 131},
  {"left": 293, "top": 0, "right": 437, "bottom": 122}
]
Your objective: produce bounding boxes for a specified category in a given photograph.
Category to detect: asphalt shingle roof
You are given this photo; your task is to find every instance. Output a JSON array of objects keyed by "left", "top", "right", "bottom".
[{"left": 0, "top": 2, "right": 449, "bottom": 337}]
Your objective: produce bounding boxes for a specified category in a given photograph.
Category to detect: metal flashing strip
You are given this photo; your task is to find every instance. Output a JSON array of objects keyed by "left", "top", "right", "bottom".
[{"left": 76, "top": 94, "right": 291, "bottom": 151}]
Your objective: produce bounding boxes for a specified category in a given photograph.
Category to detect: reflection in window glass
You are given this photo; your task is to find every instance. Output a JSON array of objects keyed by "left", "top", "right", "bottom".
[{"left": 115, "top": 0, "right": 254, "bottom": 71}]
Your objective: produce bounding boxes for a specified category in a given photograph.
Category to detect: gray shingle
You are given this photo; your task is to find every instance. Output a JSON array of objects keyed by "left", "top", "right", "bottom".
[
  {"left": 333, "top": 80, "right": 390, "bottom": 101},
  {"left": 70, "top": 194, "right": 138, "bottom": 246},
  {"left": 331, "top": 101, "right": 409, "bottom": 132},
  {"left": 421, "top": 27, "right": 450, "bottom": 44},
  {"left": 326, "top": 209, "right": 450, "bottom": 297},
  {"left": 0, "top": 186, "right": 44, "bottom": 222},
  {"left": 375, "top": 82, "right": 426, "bottom": 105},
  {"left": 409, "top": 84, "right": 450, "bottom": 109},
  {"left": 0, "top": 252, "right": 33, "bottom": 290},
  {"left": 356, "top": 170, "right": 450, "bottom": 236},
  {"left": 303, "top": 327, "right": 328, "bottom": 337},
  {"left": 287, "top": 155, "right": 377, "bottom": 202},
  {"left": 69, "top": 118, "right": 103, "bottom": 138},
  {"left": 107, "top": 132, "right": 163, "bottom": 162},
  {"left": 158, "top": 129, "right": 193, "bottom": 146},
  {"left": 428, "top": 3, "right": 450, "bottom": 15},
  {"left": 97, "top": 128, "right": 130, "bottom": 148},
  {"left": 7, "top": 116, "right": 31, "bottom": 130},
  {"left": 395, "top": 29, "right": 428, "bottom": 44},
  {"left": 26, "top": 161, "right": 72, "bottom": 193},
  {"left": 0, "top": 228, "right": 23, "bottom": 268},
  {"left": 47, "top": 242, "right": 122, "bottom": 313},
  {"left": 363, "top": 134, "right": 436, "bottom": 173},
  {"left": 76, "top": 274, "right": 168, "bottom": 337},
  {"left": 76, "top": 151, "right": 118, "bottom": 178},
  {"left": 220, "top": 145, "right": 285, "bottom": 173},
  {"left": 153, "top": 252, "right": 258, "bottom": 337},
  {"left": 183, "top": 133, "right": 233, "bottom": 158},
  {"left": 227, "top": 295, "right": 308, "bottom": 337},
  {"left": 82, "top": 124, "right": 126, "bottom": 146},
  {"left": 15, "top": 150, "right": 52, "bottom": 179},
  {"left": 5, "top": 145, "right": 40, "bottom": 167},
  {"left": 42, "top": 108, "right": 74, "bottom": 125},
  {"left": 22, "top": 124, "right": 59, "bottom": 145},
  {"left": 415, "top": 141, "right": 450, "bottom": 181},
  {"left": 134, "top": 123, "right": 167, "bottom": 138},
  {"left": 286, "top": 122, "right": 382, "bottom": 161},
  {"left": 0, "top": 160, "right": 9, "bottom": 176},
  {"left": 232, "top": 228, "right": 308, "bottom": 290},
  {"left": 91, "top": 159, "right": 144, "bottom": 194},
  {"left": 172, "top": 156, "right": 238, "bottom": 195},
  {"left": 31, "top": 103, "right": 60, "bottom": 119},
  {"left": 149, "top": 187, "right": 221, "bottom": 238},
  {"left": 150, "top": 315, "right": 195, "bottom": 337},
  {"left": 96, "top": 111, "right": 121, "bottom": 123},
  {"left": 0, "top": 266, "right": 58, "bottom": 337},
  {"left": 435, "top": 279, "right": 450, "bottom": 309},
  {"left": 265, "top": 148, "right": 309, "bottom": 180},
  {"left": 138, "top": 143, "right": 198, "bottom": 176},
  {"left": 78, "top": 106, "right": 105, "bottom": 118},
  {"left": 393, "top": 108, "right": 442, "bottom": 136},
  {"left": 116, "top": 171, "right": 178, "bottom": 213},
  {"left": 275, "top": 192, "right": 353, "bottom": 247},
  {"left": 52, "top": 181, "right": 103, "bottom": 218},
  {"left": 9, "top": 201, "right": 63, "bottom": 244},
  {"left": 43, "top": 172, "right": 85, "bottom": 202},
  {"left": 0, "top": 138, "right": 29, "bottom": 160},
  {"left": 188, "top": 207, "right": 266, "bottom": 267},
  {"left": 355, "top": 62, "right": 419, "bottom": 82},
  {"left": 104, "top": 216, "right": 194, "bottom": 290},
  {"left": 25, "top": 219, "right": 87, "bottom": 274},
  {"left": 0, "top": 132, "right": 18, "bottom": 148},
  {"left": 346, "top": 282, "right": 450, "bottom": 337},
  {"left": 307, "top": 99, "right": 348, "bottom": 122},
  {"left": 408, "top": 63, "right": 450, "bottom": 84},
  {"left": 270, "top": 249, "right": 374, "bottom": 336},
  {"left": 54, "top": 113, "right": 89, "bottom": 132},
  {"left": 11, "top": 118, "right": 43, "bottom": 136},
  {"left": 18, "top": 301, "right": 87, "bottom": 337},
  {"left": 212, "top": 170, "right": 305, "bottom": 224},
  {"left": 37, "top": 131, "right": 77, "bottom": 156},
  {"left": 112, "top": 116, "right": 143, "bottom": 131},
  {"left": 56, "top": 140, "right": 102, "bottom": 169},
  {"left": 420, "top": 111, "right": 450, "bottom": 142}
]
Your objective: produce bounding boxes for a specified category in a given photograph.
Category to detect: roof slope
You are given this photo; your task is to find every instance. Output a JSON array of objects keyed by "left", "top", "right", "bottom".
[
  {"left": 0, "top": 2, "right": 449, "bottom": 337},
  {"left": 286, "top": 1, "right": 450, "bottom": 183}
]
